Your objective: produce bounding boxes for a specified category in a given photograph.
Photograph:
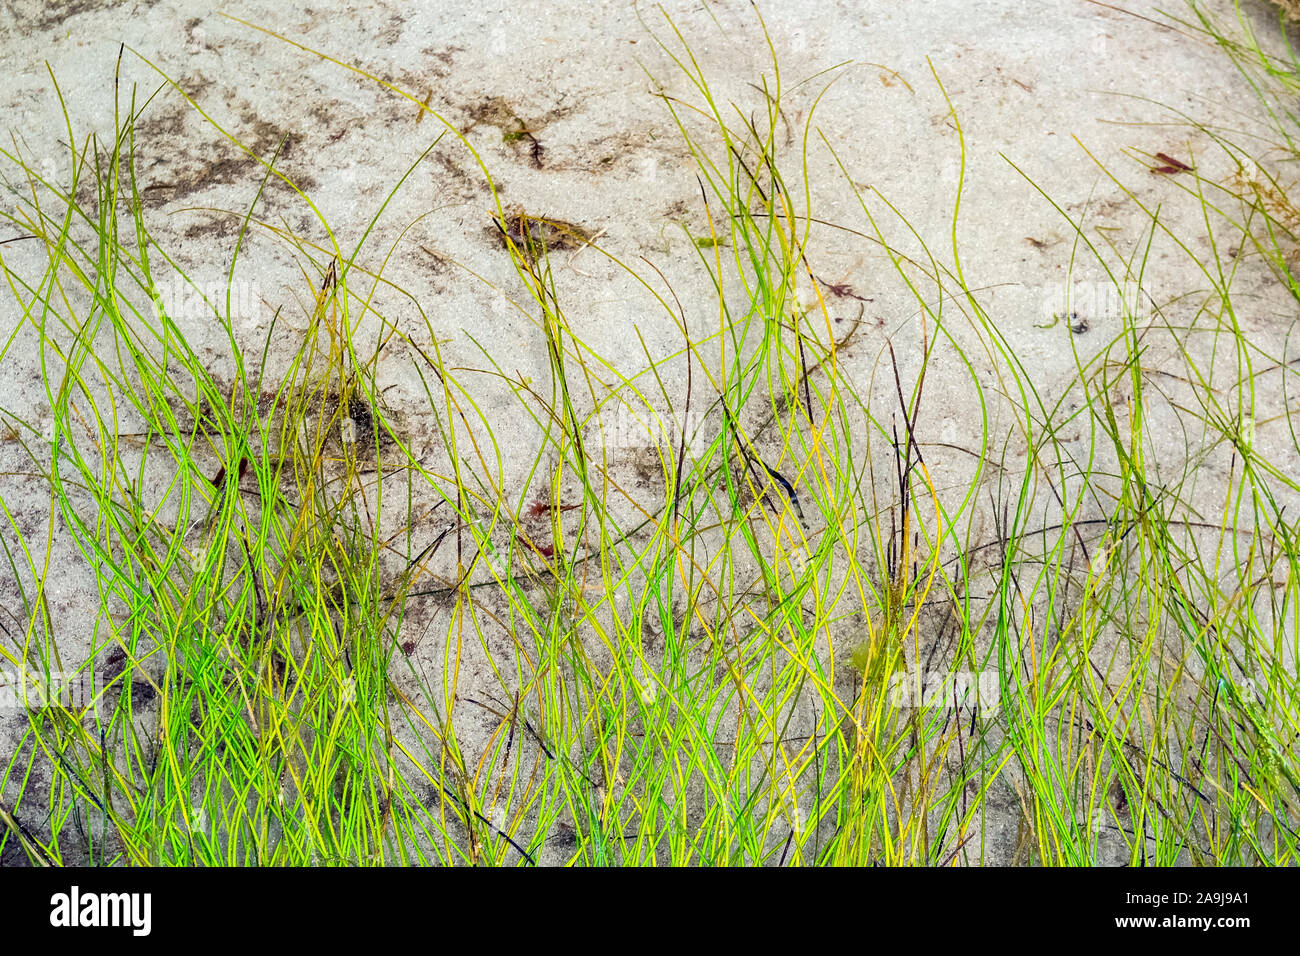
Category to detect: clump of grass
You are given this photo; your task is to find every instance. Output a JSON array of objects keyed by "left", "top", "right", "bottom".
[{"left": 0, "top": 59, "right": 482, "bottom": 863}]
